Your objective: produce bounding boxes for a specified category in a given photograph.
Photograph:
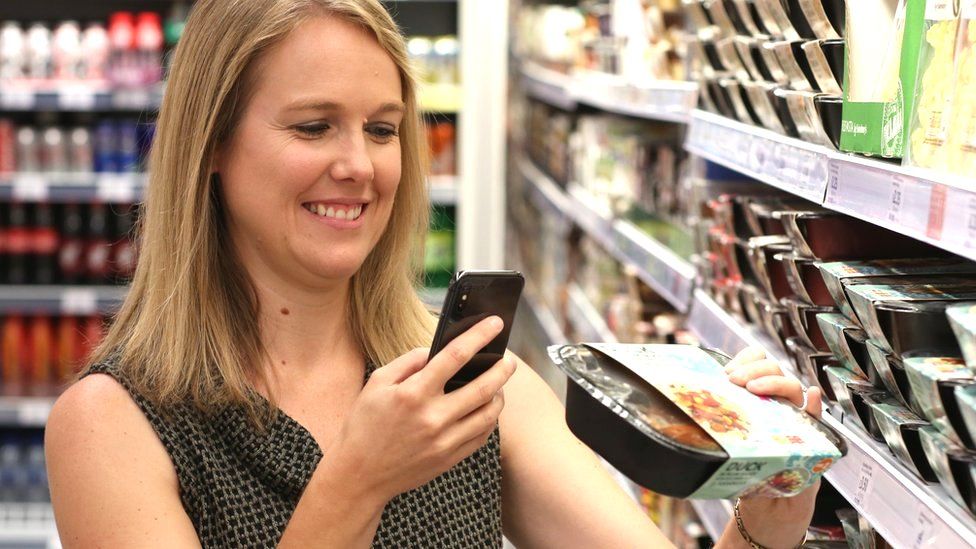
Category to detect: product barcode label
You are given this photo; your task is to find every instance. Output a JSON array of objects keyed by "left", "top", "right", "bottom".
[
  {"left": 852, "top": 460, "right": 875, "bottom": 508},
  {"left": 888, "top": 177, "right": 904, "bottom": 222},
  {"left": 912, "top": 508, "right": 937, "bottom": 549}
]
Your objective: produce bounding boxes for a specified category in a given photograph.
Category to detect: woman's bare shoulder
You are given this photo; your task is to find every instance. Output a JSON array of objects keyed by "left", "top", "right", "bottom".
[{"left": 46, "top": 372, "right": 175, "bottom": 480}]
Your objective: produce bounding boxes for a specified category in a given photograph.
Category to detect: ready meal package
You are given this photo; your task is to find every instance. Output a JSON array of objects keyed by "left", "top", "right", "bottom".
[
  {"left": 945, "top": 0, "right": 976, "bottom": 176},
  {"left": 548, "top": 343, "right": 846, "bottom": 499},
  {"left": 905, "top": 0, "right": 961, "bottom": 171},
  {"left": 841, "top": 0, "right": 927, "bottom": 157}
]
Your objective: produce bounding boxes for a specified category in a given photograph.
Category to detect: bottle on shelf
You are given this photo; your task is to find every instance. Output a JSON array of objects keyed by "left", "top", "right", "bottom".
[
  {"left": 58, "top": 203, "right": 86, "bottom": 285},
  {"left": 80, "top": 22, "right": 109, "bottom": 82},
  {"left": 108, "top": 12, "right": 136, "bottom": 87},
  {"left": 24, "top": 23, "right": 52, "bottom": 83},
  {"left": 1, "top": 315, "right": 28, "bottom": 392},
  {"left": 135, "top": 12, "right": 163, "bottom": 86},
  {"left": 28, "top": 315, "right": 54, "bottom": 392},
  {"left": 85, "top": 203, "right": 112, "bottom": 284},
  {"left": 4, "top": 203, "right": 31, "bottom": 285},
  {"left": 52, "top": 21, "right": 83, "bottom": 81},
  {"left": 32, "top": 203, "right": 59, "bottom": 285},
  {"left": 0, "top": 22, "right": 25, "bottom": 83}
]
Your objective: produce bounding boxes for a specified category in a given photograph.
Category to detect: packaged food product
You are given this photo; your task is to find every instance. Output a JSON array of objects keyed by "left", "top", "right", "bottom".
[
  {"left": 870, "top": 397, "right": 939, "bottom": 482},
  {"left": 825, "top": 364, "right": 886, "bottom": 434},
  {"left": 817, "top": 312, "right": 872, "bottom": 379},
  {"left": 948, "top": 303, "right": 976, "bottom": 367},
  {"left": 816, "top": 258, "right": 976, "bottom": 321},
  {"left": 919, "top": 426, "right": 976, "bottom": 513},
  {"left": 905, "top": 1, "right": 960, "bottom": 171},
  {"left": 903, "top": 354, "right": 976, "bottom": 448},
  {"left": 945, "top": 1, "right": 976, "bottom": 176},
  {"left": 845, "top": 284, "right": 976, "bottom": 355},
  {"left": 866, "top": 339, "right": 922, "bottom": 413},
  {"left": 549, "top": 343, "right": 845, "bottom": 499},
  {"left": 777, "top": 211, "right": 936, "bottom": 261},
  {"left": 841, "top": 0, "right": 927, "bottom": 158}
]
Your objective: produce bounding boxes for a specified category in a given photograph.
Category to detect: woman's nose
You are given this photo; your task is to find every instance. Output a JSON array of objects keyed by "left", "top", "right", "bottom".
[{"left": 329, "top": 130, "right": 374, "bottom": 184}]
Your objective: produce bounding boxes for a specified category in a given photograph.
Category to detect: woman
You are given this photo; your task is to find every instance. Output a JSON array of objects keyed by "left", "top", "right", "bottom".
[{"left": 45, "top": 1, "right": 823, "bottom": 547}]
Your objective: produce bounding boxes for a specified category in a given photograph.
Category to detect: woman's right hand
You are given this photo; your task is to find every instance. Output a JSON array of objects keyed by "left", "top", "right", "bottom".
[{"left": 322, "top": 316, "right": 516, "bottom": 504}]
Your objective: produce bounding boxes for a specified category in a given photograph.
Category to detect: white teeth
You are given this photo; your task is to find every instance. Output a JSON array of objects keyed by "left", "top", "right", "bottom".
[{"left": 306, "top": 203, "right": 364, "bottom": 220}]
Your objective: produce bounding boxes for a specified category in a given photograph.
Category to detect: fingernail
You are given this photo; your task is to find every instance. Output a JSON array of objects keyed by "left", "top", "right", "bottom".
[
  {"left": 490, "top": 316, "right": 503, "bottom": 329},
  {"left": 729, "top": 374, "right": 743, "bottom": 385}
]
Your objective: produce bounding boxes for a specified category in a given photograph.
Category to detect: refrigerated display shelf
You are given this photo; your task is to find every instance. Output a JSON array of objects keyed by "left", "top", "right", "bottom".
[
  {"left": 0, "top": 398, "right": 56, "bottom": 428},
  {"left": 0, "top": 504, "right": 57, "bottom": 549},
  {"left": 0, "top": 286, "right": 127, "bottom": 315},
  {"left": 520, "top": 61, "right": 697, "bottom": 123},
  {"left": 0, "top": 86, "right": 164, "bottom": 112},
  {"left": 428, "top": 175, "right": 457, "bottom": 205},
  {"left": 686, "top": 288, "right": 976, "bottom": 549},
  {"left": 0, "top": 173, "right": 147, "bottom": 203},
  {"left": 686, "top": 109, "right": 976, "bottom": 262},
  {"left": 690, "top": 499, "right": 732, "bottom": 542},
  {"left": 518, "top": 156, "right": 695, "bottom": 312},
  {"left": 565, "top": 283, "right": 617, "bottom": 345},
  {"left": 0, "top": 83, "right": 457, "bottom": 114}
]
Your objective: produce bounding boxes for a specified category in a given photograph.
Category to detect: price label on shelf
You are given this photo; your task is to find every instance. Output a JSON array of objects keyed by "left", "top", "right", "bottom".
[
  {"left": 96, "top": 174, "right": 136, "bottom": 203},
  {"left": 61, "top": 288, "right": 98, "bottom": 315},
  {"left": 968, "top": 196, "right": 976, "bottom": 250},
  {"left": 12, "top": 174, "right": 48, "bottom": 201},
  {"left": 58, "top": 86, "right": 97, "bottom": 110},
  {"left": 852, "top": 460, "right": 875, "bottom": 508},
  {"left": 17, "top": 401, "right": 51, "bottom": 426},
  {"left": 0, "top": 89, "right": 34, "bottom": 109},
  {"left": 888, "top": 176, "right": 904, "bottom": 223},
  {"left": 927, "top": 184, "right": 948, "bottom": 240},
  {"left": 912, "top": 508, "right": 937, "bottom": 549}
]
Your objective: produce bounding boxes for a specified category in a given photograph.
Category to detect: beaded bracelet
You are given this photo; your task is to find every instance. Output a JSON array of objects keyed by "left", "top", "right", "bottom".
[{"left": 733, "top": 498, "right": 807, "bottom": 549}]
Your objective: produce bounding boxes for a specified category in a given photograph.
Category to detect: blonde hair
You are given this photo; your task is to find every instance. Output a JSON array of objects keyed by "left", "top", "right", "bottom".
[{"left": 86, "top": 0, "right": 434, "bottom": 419}]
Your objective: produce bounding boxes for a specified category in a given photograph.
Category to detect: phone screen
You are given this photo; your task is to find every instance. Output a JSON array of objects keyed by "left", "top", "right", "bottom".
[{"left": 429, "top": 271, "right": 524, "bottom": 391}]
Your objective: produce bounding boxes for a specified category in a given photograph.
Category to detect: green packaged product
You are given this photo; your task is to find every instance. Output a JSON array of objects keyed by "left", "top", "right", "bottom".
[{"left": 841, "top": 0, "right": 927, "bottom": 158}]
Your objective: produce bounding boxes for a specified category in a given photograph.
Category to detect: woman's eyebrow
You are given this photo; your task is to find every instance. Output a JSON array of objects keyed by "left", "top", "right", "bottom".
[{"left": 281, "top": 100, "right": 405, "bottom": 115}]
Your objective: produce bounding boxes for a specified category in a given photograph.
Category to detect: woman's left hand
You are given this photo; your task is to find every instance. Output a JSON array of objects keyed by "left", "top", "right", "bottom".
[{"left": 719, "top": 346, "right": 823, "bottom": 549}]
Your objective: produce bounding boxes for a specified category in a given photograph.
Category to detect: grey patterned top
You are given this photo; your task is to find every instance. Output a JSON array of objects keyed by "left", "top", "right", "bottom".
[{"left": 86, "top": 361, "right": 502, "bottom": 548}]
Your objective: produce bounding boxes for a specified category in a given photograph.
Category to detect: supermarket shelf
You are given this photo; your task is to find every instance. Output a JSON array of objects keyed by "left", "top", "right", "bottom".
[
  {"left": 0, "top": 86, "right": 163, "bottom": 112},
  {"left": 428, "top": 175, "right": 457, "bottom": 205},
  {"left": 0, "top": 173, "right": 147, "bottom": 203},
  {"left": 0, "top": 286, "right": 127, "bottom": 315},
  {"left": 0, "top": 504, "right": 58, "bottom": 549},
  {"left": 520, "top": 62, "right": 577, "bottom": 111},
  {"left": 686, "top": 288, "right": 976, "bottom": 548},
  {"left": 0, "top": 174, "right": 453, "bottom": 205},
  {"left": 685, "top": 109, "right": 830, "bottom": 204},
  {"left": 690, "top": 499, "right": 732, "bottom": 542},
  {"left": 518, "top": 156, "right": 695, "bottom": 312},
  {"left": 0, "top": 398, "right": 56, "bottom": 428},
  {"left": 520, "top": 61, "right": 697, "bottom": 123},
  {"left": 565, "top": 283, "right": 617, "bottom": 344},
  {"left": 686, "top": 110, "right": 976, "bottom": 262},
  {"left": 521, "top": 292, "right": 565, "bottom": 348}
]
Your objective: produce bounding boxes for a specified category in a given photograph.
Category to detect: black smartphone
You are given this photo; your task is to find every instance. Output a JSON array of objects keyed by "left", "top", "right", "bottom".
[{"left": 428, "top": 270, "right": 525, "bottom": 392}]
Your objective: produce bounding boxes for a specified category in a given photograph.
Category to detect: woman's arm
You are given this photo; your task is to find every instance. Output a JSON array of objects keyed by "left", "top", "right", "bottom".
[
  {"left": 46, "top": 375, "right": 203, "bottom": 548},
  {"left": 499, "top": 349, "right": 820, "bottom": 549}
]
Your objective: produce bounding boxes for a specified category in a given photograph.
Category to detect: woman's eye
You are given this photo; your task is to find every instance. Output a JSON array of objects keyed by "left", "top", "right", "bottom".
[
  {"left": 294, "top": 123, "right": 329, "bottom": 138},
  {"left": 368, "top": 125, "right": 399, "bottom": 141}
]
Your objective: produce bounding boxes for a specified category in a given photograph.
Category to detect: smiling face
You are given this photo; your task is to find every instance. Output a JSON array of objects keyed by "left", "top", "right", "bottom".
[{"left": 217, "top": 15, "right": 404, "bottom": 291}]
